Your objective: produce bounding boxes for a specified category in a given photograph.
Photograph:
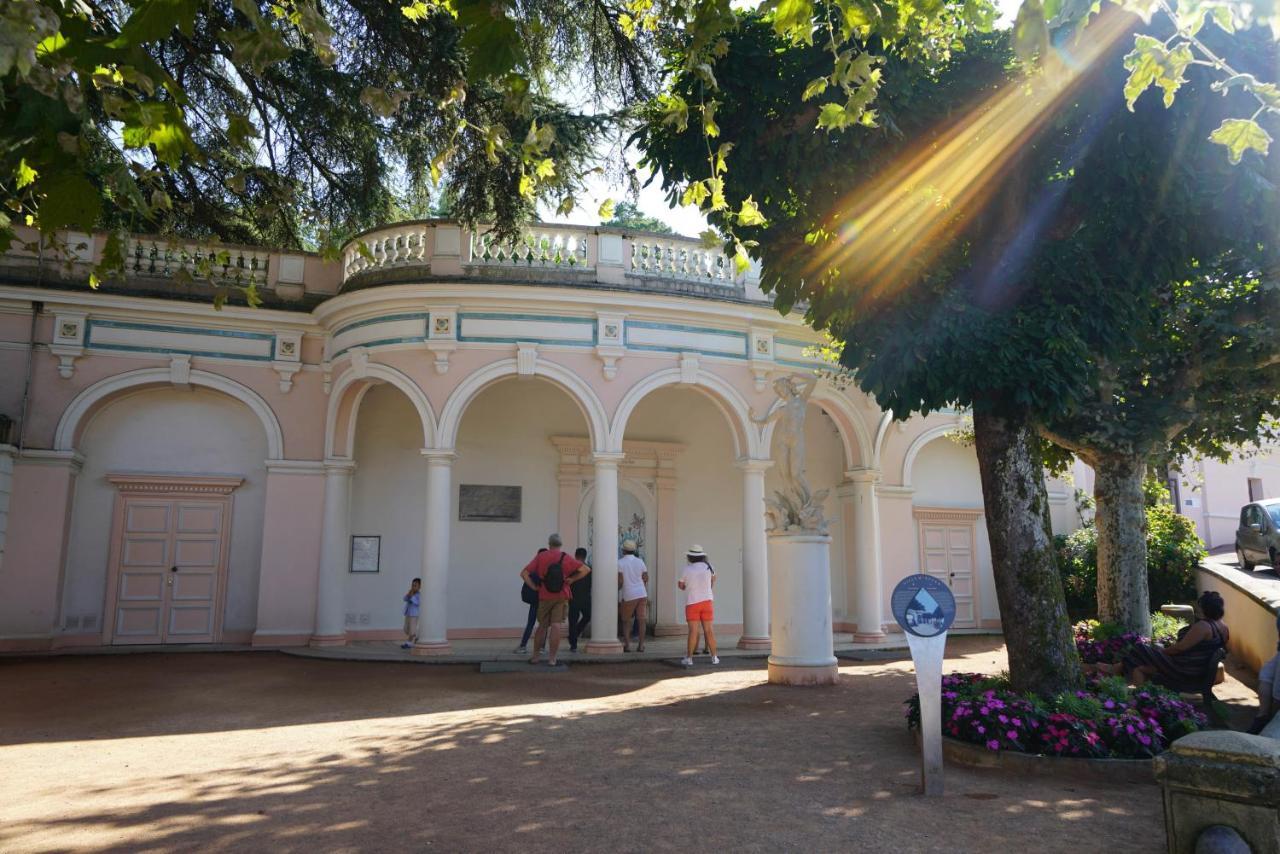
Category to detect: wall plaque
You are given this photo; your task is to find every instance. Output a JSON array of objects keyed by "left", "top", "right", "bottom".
[
  {"left": 350, "top": 535, "right": 381, "bottom": 573},
  {"left": 459, "top": 484, "right": 522, "bottom": 522}
]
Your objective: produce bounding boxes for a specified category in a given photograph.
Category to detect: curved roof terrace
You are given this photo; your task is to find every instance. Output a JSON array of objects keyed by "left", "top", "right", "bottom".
[{"left": 341, "top": 220, "right": 769, "bottom": 305}]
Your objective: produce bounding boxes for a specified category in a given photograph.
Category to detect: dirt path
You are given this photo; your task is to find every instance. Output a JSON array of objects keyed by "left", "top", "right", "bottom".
[{"left": 0, "top": 637, "right": 1247, "bottom": 853}]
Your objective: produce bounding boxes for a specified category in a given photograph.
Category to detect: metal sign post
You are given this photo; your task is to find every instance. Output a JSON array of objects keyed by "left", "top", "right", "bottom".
[{"left": 891, "top": 574, "right": 957, "bottom": 798}]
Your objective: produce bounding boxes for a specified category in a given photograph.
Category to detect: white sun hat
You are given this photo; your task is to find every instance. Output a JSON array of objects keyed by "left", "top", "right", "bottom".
[
  {"left": 686, "top": 544, "right": 707, "bottom": 558},
  {"left": 622, "top": 539, "right": 638, "bottom": 552}
]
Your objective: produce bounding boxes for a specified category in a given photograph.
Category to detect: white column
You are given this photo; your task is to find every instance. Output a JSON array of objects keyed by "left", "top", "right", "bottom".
[
  {"left": 311, "top": 460, "right": 355, "bottom": 646},
  {"left": 737, "top": 458, "right": 772, "bottom": 649},
  {"left": 413, "top": 450, "right": 454, "bottom": 655},
  {"left": 767, "top": 532, "right": 838, "bottom": 685},
  {"left": 847, "top": 468, "right": 886, "bottom": 642},
  {"left": 586, "top": 453, "right": 625, "bottom": 654}
]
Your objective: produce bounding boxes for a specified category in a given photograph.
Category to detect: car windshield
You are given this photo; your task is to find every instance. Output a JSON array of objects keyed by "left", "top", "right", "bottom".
[{"left": 1269, "top": 505, "right": 1280, "bottom": 526}]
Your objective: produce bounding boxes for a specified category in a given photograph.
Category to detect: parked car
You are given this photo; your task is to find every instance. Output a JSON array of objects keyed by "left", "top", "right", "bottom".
[{"left": 1236, "top": 498, "right": 1280, "bottom": 570}]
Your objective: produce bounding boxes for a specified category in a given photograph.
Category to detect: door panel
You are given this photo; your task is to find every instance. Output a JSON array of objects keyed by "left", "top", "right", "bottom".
[
  {"left": 111, "top": 494, "right": 229, "bottom": 645},
  {"left": 918, "top": 519, "right": 977, "bottom": 628}
]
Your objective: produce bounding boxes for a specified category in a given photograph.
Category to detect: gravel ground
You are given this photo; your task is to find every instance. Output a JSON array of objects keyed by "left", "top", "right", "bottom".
[{"left": 0, "top": 637, "right": 1257, "bottom": 853}]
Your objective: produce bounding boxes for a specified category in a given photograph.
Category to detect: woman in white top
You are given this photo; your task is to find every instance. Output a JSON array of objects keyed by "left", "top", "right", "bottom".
[
  {"left": 617, "top": 539, "right": 648, "bottom": 653},
  {"left": 678, "top": 545, "right": 718, "bottom": 666}
]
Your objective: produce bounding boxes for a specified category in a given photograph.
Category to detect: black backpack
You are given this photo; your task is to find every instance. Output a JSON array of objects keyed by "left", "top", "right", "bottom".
[{"left": 543, "top": 554, "right": 566, "bottom": 594}]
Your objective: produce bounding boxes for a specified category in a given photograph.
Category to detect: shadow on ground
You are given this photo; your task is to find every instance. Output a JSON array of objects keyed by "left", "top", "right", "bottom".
[{"left": 0, "top": 636, "right": 1243, "bottom": 853}]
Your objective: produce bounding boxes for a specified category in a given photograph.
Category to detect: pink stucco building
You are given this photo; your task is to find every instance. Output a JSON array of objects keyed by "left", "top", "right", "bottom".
[{"left": 0, "top": 222, "right": 1083, "bottom": 653}]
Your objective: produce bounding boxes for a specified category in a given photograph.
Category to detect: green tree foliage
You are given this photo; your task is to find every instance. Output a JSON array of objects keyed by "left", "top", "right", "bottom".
[
  {"left": 1016, "top": 0, "right": 1280, "bottom": 163},
  {"left": 600, "top": 200, "right": 674, "bottom": 233},
  {"left": 2, "top": 0, "right": 657, "bottom": 273},
  {"left": 638, "top": 10, "right": 1276, "bottom": 693}
]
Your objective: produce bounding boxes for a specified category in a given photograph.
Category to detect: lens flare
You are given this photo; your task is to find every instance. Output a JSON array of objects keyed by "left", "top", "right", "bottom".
[{"left": 803, "top": 8, "right": 1138, "bottom": 309}]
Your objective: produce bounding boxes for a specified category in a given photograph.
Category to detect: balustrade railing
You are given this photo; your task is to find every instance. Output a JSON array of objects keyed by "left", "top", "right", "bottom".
[
  {"left": 343, "top": 223, "right": 429, "bottom": 278},
  {"left": 126, "top": 238, "right": 270, "bottom": 285},
  {"left": 629, "top": 237, "right": 734, "bottom": 283},
  {"left": 469, "top": 226, "right": 590, "bottom": 268},
  {"left": 339, "top": 221, "right": 761, "bottom": 300}
]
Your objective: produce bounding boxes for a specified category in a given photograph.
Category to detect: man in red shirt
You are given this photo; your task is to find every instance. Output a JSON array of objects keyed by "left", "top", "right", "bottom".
[{"left": 521, "top": 533, "right": 589, "bottom": 665}]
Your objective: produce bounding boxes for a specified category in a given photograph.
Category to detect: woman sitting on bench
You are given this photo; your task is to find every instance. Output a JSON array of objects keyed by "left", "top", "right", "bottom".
[{"left": 1096, "top": 591, "right": 1229, "bottom": 688}]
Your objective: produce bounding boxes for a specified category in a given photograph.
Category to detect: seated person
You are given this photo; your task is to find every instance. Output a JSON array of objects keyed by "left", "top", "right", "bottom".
[
  {"left": 1097, "top": 591, "right": 1229, "bottom": 688},
  {"left": 1248, "top": 613, "right": 1280, "bottom": 735}
]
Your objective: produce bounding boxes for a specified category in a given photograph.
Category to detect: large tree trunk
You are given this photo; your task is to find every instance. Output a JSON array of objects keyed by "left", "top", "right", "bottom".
[
  {"left": 972, "top": 411, "right": 1083, "bottom": 696},
  {"left": 1093, "top": 453, "right": 1151, "bottom": 636}
]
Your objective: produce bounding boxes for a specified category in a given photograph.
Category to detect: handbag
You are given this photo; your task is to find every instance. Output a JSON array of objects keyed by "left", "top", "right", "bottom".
[{"left": 520, "top": 572, "right": 541, "bottom": 605}]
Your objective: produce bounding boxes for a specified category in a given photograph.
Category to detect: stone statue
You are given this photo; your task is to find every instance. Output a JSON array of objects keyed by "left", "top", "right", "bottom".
[{"left": 752, "top": 374, "right": 829, "bottom": 534}]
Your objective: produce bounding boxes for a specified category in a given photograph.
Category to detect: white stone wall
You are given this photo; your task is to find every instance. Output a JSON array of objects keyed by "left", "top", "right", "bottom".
[
  {"left": 911, "top": 436, "right": 998, "bottom": 623},
  {"left": 62, "top": 388, "right": 268, "bottom": 634}
]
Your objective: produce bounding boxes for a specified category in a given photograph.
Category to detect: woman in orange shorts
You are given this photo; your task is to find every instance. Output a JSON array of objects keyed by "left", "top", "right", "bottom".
[{"left": 678, "top": 545, "right": 718, "bottom": 667}]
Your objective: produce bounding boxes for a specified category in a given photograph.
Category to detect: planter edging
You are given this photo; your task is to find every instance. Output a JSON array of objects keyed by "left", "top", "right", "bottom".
[{"left": 912, "top": 728, "right": 1156, "bottom": 784}]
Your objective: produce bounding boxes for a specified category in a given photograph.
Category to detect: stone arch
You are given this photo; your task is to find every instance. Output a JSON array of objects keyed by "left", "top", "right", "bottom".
[
  {"left": 55, "top": 367, "right": 284, "bottom": 459},
  {"left": 759, "top": 382, "right": 872, "bottom": 470},
  {"left": 325, "top": 362, "right": 438, "bottom": 458},
  {"left": 436, "top": 358, "right": 609, "bottom": 452},
  {"left": 900, "top": 420, "right": 965, "bottom": 489},
  {"left": 872, "top": 410, "right": 894, "bottom": 470},
  {"left": 608, "top": 368, "right": 758, "bottom": 458}
]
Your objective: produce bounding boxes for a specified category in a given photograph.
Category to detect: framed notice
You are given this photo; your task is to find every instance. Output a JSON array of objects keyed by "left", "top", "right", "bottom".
[
  {"left": 459, "top": 484, "right": 522, "bottom": 522},
  {"left": 350, "top": 536, "right": 381, "bottom": 573}
]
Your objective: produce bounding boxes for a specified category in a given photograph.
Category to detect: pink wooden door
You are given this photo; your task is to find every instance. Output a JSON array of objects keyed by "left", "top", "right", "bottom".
[
  {"left": 112, "top": 496, "right": 228, "bottom": 644},
  {"left": 919, "top": 522, "right": 977, "bottom": 628}
]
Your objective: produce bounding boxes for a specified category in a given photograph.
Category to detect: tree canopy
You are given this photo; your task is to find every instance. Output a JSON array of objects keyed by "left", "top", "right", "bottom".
[{"left": 2, "top": 0, "right": 657, "bottom": 273}]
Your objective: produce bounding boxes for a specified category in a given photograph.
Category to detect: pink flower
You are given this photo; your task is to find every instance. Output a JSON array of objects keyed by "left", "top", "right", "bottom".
[
  {"left": 986, "top": 740, "right": 1000, "bottom": 751},
  {"left": 1007, "top": 730, "right": 1018, "bottom": 741}
]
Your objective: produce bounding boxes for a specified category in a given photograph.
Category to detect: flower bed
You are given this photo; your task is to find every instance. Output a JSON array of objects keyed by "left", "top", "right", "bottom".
[
  {"left": 1073, "top": 617, "right": 1179, "bottom": 665},
  {"left": 905, "top": 672, "right": 1208, "bottom": 760}
]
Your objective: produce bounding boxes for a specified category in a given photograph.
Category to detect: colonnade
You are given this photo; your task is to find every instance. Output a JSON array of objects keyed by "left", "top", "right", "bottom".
[{"left": 308, "top": 450, "right": 888, "bottom": 653}]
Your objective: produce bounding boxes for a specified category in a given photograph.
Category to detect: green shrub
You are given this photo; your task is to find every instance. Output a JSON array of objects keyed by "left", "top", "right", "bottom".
[
  {"left": 1149, "top": 611, "right": 1189, "bottom": 642},
  {"left": 1054, "top": 480, "right": 1204, "bottom": 620}
]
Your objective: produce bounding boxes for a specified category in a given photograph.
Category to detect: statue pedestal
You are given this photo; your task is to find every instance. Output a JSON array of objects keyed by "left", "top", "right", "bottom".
[{"left": 766, "top": 532, "right": 838, "bottom": 686}]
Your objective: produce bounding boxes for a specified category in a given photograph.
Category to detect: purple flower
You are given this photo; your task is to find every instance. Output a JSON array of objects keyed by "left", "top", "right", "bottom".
[
  {"left": 986, "top": 740, "right": 1000, "bottom": 751},
  {"left": 1007, "top": 730, "right": 1019, "bottom": 740}
]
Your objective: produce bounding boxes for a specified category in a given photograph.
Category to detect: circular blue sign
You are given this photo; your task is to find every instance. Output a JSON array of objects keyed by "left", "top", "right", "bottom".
[{"left": 891, "top": 574, "right": 957, "bottom": 638}]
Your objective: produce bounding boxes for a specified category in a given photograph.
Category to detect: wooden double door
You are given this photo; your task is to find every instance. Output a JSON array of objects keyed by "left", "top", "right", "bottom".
[
  {"left": 105, "top": 476, "right": 240, "bottom": 645},
  {"left": 915, "top": 508, "right": 981, "bottom": 629}
]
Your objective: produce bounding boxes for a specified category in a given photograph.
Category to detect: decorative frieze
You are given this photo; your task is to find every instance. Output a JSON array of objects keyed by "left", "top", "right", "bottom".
[{"left": 106, "top": 473, "right": 244, "bottom": 495}]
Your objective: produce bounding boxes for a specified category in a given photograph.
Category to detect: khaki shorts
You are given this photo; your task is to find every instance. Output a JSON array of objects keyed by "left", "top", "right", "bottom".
[
  {"left": 537, "top": 599, "right": 568, "bottom": 626},
  {"left": 403, "top": 615, "right": 419, "bottom": 638}
]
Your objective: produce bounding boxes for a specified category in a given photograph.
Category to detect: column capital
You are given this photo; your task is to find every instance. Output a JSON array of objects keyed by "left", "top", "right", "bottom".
[
  {"left": 322, "top": 458, "right": 357, "bottom": 474},
  {"left": 735, "top": 457, "right": 774, "bottom": 473},
  {"left": 843, "top": 467, "right": 881, "bottom": 484},
  {"left": 265, "top": 458, "right": 326, "bottom": 475},
  {"left": 591, "top": 452, "right": 626, "bottom": 467},
  {"left": 420, "top": 448, "right": 457, "bottom": 466}
]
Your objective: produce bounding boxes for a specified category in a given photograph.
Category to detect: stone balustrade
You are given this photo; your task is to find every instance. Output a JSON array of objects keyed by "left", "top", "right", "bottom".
[
  {"left": 125, "top": 237, "right": 272, "bottom": 286},
  {"left": 0, "top": 221, "right": 766, "bottom": 304},
  {"left": 341, "top": 220, "right": 764, "bottom": 302}
]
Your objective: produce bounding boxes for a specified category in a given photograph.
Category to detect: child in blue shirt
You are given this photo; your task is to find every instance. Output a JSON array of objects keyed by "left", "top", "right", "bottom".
[{"left": 402, "top": 578, "right": 421, "bottom": 649}]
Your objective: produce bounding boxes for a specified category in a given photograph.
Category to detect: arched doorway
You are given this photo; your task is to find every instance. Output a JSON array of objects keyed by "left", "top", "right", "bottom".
[
  {"left": 63, "top": 386, "right": 268, "bottom": 644},
  {"left": 449, "top": 375, "right": 598, "bottom": 635}
]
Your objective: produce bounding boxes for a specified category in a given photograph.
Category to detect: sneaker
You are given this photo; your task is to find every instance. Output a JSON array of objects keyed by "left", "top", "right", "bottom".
[
  {"left": 513, "top": 646, "right": 527, "bottom": 654},
  {"left": 401, "top": 643, "right": 412, "bottom": 650},
  {"left": 680, "top": 656, "right": 693, "bottom": 667},
  {"left": 711, "top": 655, "right": 721, "bottom": 665},
  {"left": 569, "top": 645, "right": 577, "bottom": 653}
]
